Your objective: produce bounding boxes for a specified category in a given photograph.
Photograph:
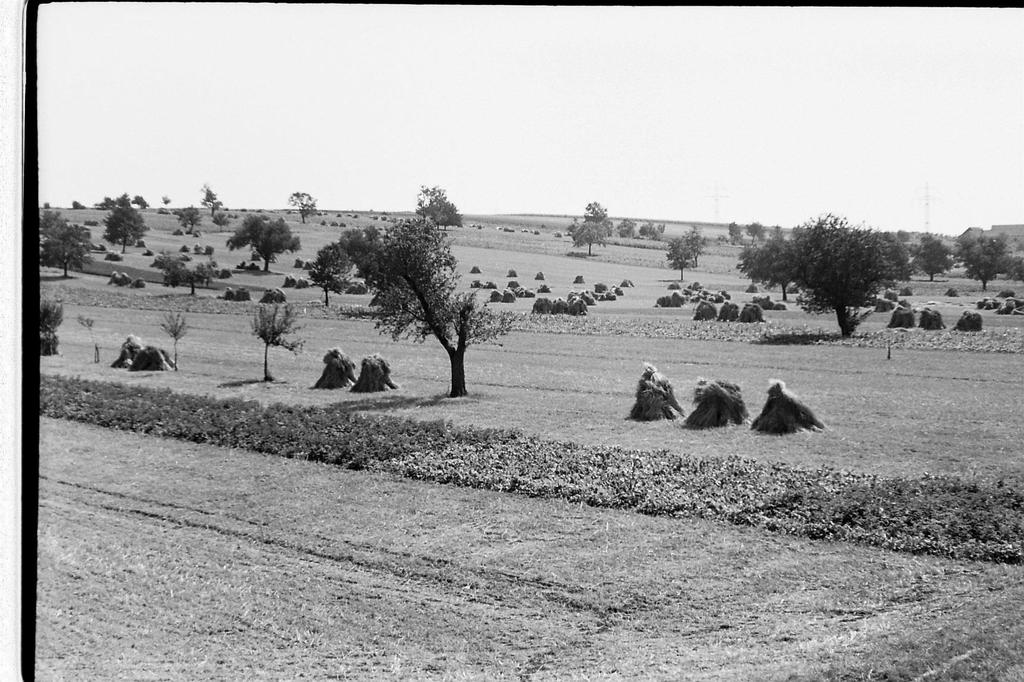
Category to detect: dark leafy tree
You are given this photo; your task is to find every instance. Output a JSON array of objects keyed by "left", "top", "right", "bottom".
[
  {"left": 152, "top": 252, "right": 217, "bottom": 295},
  {"left": 251, "top": 304, "right": 303, "bottom": 382},
  {"left": 789, "top": 214, "right": 908, "bottom": 336},
  {"left": 617, "top": 218, "right": 637, "bottom": 239},
  {"left": 911, "top": 233, "right": 954, "bottom": 281},
  {"left": 666, "top": 227, "right": 706, "bottom": 280},
  {"left": 737, "top": 235, "right": 800, "bottom": 301},
  {"left": 226, "top": 215, "right": 300, "bottom": 272},
  {"left": 161, "top": 195, "right": 171, "bottom": 206},
  {"left": 131, "top": 195, "right": 149, "bottom": 210},
  {"left": 308, "top": 242, "right": 353, "bottom": 306},
  {"left": 746, "top": 222, "right": 766, "bottom": 243},
  {"left": 727, "top": 222, "right": 744, "bottom": 245},
  {"left": 176, "top": 206, "right": 202, "bottom": 233},
  {"left": 362, "top": 217, "right": 512, "bottom": 398},
  {"left": 288, "top": 192, "right": 318, "bottom": 224},
  {"left": 415, "top": 185, "right": 463, "bottom": 229},
  {"left": 896, "top": 229, "right": 911, "bottom": 243},
  {"left": 102, "top": 200, "right": 147, "bottom": 253},
  {"left": 337, "top": 225, "right": 383, "bottom": 280},
  {"left": 569, "top": 202, "right": 613, "bottom": 256},
  {"left": 878, "top": 232, "right": 913, "bottom": 285},
  {"left": 956, "top": 233, "right": 1010, "bottom": 291},
  {"left": 71, "top": 200, "right": 85, "bottom": 210},
  {"left": 94, "top": 194, "right": 130, "bottom": 210},
  {"left": 1007, "top": 256, "right": 1024, "bottom": 283},
  {"left": 638, "top": 220, "right": 665, "bottom": 240},
  {"left": 39, "top": 210, "right": 93, "bottom": 277},
  {"left": 201, "top": 184, "right": 222, "bottom": 217}
]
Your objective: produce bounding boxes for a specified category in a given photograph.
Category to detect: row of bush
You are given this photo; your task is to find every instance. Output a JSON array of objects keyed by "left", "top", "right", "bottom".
[{"left": 39, "top": 375, "right": 1023, "bottom": 564}]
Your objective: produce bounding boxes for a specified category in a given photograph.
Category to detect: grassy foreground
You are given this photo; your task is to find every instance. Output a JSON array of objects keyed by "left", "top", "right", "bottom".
[{"left": 37, "top": 419, "right": 1024, "bottom": 680}]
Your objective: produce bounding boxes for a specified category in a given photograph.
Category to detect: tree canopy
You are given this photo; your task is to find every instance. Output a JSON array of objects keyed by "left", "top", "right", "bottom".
[
  {"left": 288, "top": 192, "right": 318, "bottom": 224},
  {"left": 201, "top": 184, "right": 222, "bottom": 217},
  {"left": 307, "top": 241, "right": 353, "bottom": 306},
  {"left": 737, "top": 235, "right": 800, "bottom": 301},
  {"left": 956, "top": 233, "right": 1010, "bottom": 291},
  {"left": 617, "top": 218, "right": 637, "bottom": 239},
  {"left": 666, "top": 227, "right": 706, "bottom": 280},
  {"left": 788, "top": 214, "right": 910, "bottom": 336},
  {"left": 131, "top": 195, "right": 149, "bottom": 210},
  {"left": 362, "top": 217, "right": 511, "bottom": 397},
  {"left": 226, "top": 215, "right": 300, "bottom": 272},
  {"left": 912, "top": 234, "right": 954, "bottom": 281},
  {"left": 415, "top": 185, "right": 462, "bottom": 228},
  {"left": 102, "top": 201, "right": 147, "bottom": 253},
  {"left": 152, "top": 252, "right": 217, "bottom": 295},
  {"left": 337, "top": 225, "right": 383, "bottom": 281},
  {"left": 176, "top": 206, "right": 202, "bottom": 233},
  {"left": 39, "top": 210, "right": 93, "bottom": 277},
  {"left": 569, "top": 202, "right": 613, "bottom": 255}
]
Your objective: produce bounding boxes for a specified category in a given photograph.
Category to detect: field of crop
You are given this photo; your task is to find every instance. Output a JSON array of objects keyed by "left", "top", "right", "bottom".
[{"left": 35, "top": 207, "right": 1024, "bottom": 678}]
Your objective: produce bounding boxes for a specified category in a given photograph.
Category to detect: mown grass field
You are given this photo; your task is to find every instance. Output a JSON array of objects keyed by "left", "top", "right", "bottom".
[{"left": 36, "top": 206, "right": 1024, "bottom": 678}]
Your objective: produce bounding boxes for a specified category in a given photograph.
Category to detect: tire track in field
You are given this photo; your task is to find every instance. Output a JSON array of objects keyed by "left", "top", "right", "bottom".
[{"left": 41, "top": 475, "right": 656, "bottom": 623}]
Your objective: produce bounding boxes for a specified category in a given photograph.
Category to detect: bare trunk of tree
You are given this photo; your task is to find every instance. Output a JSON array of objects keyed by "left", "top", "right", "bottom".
[
  {"left": 448, "top": 348, "right": 467, "bottom": 398},
  {"left": 263, "top": 343, "right": 271, "bottom": 381}
]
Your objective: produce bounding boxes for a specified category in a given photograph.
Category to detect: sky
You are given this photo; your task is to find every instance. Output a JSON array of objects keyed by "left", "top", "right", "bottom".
[{"left": 35, "top": 4, "right": 1024, "bottom": 235}]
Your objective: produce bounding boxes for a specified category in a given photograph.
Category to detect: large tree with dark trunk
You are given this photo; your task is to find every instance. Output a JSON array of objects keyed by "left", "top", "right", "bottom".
[
  {"left": 39, "top": 210, "right": 93, "bottom": 277},
  {"left": 789, "top": 214, "right": 908, "bottom": 336},
  {"left": 226, "top": 215, "right": 300, "bottom": 272},
  {"left": 361, "top": 217, "right": 511, "bottom": 397}
]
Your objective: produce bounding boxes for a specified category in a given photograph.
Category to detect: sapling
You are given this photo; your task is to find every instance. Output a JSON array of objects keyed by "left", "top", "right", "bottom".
[
  {"left": 76, "top": 315, "right": 99, "bottom": 363},
  {"left": 159, "top": 311, "right": 188, "bottom": 370}
]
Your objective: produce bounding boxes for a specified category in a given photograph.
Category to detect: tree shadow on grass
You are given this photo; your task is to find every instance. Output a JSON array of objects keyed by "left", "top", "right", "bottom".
[
  {"left": 329, "top": 392, "right": 463, "bottom": 413},
  {"left": 217, "top": 378, "right": 272, "bottom": 388},
  {"left": 753, "top": 331, "right": 844, "bottom": 346},
  {"left": 40, "top": 274, "right": 80, "bottom": 282}
]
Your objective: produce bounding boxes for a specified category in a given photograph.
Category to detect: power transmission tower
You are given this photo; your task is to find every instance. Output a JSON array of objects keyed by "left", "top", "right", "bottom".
[
  {"left": 919, "top": 182, "right": 939, "bottom": 232},
  {"left": 706, "top": 185, "right": 730, "bottom": 223}
]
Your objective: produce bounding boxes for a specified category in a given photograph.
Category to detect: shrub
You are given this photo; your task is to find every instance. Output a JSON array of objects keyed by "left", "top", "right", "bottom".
[
  {"left": 345, "top": 281, "right": 368, "bottom": 295},
  {"left": 157, "top": 208, "right": 170, "bottom": 215},
  {"left": 773, "top": 303, "right": 787, "bottom": 311},
  {"left": 135, "top": 239, "right": 146, "bottom": 248},
  {"left": 172, "top": 228, "right": 184, "bottom": 236},
  {"left": 217, "top": 269, "right": 232, "bottom": 279},
  {"left": 39, "top": 298, "right": 63, "bottom": 356},
  {"left": 84, "top": 220, "right": 99, "bottom": 227}
]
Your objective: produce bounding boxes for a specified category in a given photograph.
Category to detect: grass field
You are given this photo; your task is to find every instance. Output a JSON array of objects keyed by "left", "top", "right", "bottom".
[{"left": 35, "top": 206, "right": 1024, "bottom": 678}]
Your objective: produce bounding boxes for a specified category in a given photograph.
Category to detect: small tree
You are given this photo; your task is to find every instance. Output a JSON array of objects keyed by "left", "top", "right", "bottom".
[
  {"left": 226, "top": 215, "right": 301, "bottom": 272},
  {"left": 131, "top": 195, "right": 149, "bottom": 210},
  {"left": 746, "top": 222, "right": 766, "bottom": 243},
  {"left": 287, "top": 192, "right": 318, "bottom": 224},
  {"left": 727, "top": 222, "right": 744, "bottom": 245},
  {"left": 789, "top": 214, "right": 906, "bottom": 336},
  {"left": 153, "top": 252, "right": 216, "bottom": 295},
  {"left": 212, "top": 212, "right": 231, "bottom": 228},
  {"left": 415, "top": 185, "right": 463, "bottom": 229},
  {"left": 95, "top": 194, "right": 128, "bottom": 210},
  {"left": 71, "top": 200, "right": 85, "bottom": 210},
  {"left": 161, "top": 195, "right": 171, "bottom": 206},
  {"left": 176, "top": 206, "right": 202, "bottom": 233},
  {"left": 201, "top": 184, "right": 222, "bottom": 217},
  {"left": 39, "top": 210, "right": 93, "bottom": 277},
  {"left": 160, "top": 311, "right": 188, "bottom": 370},
  {"left": 666, "top": 227, "right": 706, "bottom": 280},
  {"left": 957, "top": 233, "right": 1010, "bottom": 291},
  {"left": 737, "top": 235, "right": 800, "bottom": 301},
  {"left": 617, "top": 218, "right": 637, "bottom": 239},
  {"left": 638, "top": 220, "right": 665, "bottom": 240},
  {"left": 308, "top": 241, "right": 353, "bottom": 306},
  {"left": 911, "top": 233, "right": 953, "bottom": 282},
  {"left": 569, "top": 202, "right": 613, "bottom": 256},
  {"left": 251, "top": 304, "right": 303, "bottom": 382},
  {"left": 363, "top": 217, "right": 512, "bottom": 397},
  {"left": 77, "top": 315, "right": 100, "bottom": 363},
  {"left": 337, "top": 225, "right": 383, "bottom": 280},
  {"left": 102, "top": 200, "right": 147, "bottom": 253}
]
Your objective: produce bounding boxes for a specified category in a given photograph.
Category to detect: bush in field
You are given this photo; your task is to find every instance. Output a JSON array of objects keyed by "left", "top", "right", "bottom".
[{"left": 40, "top": 298, "right": 63, "bottom": 356}]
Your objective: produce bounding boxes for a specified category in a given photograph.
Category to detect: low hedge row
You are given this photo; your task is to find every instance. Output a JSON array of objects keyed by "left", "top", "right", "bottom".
[{"left": 40, "top": 375, "right": 1024, "bottom": 563}]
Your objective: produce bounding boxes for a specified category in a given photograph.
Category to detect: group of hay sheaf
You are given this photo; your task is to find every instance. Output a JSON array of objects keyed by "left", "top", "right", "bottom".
[{"left": 629, "top": 362, "right": 824, "bottom": 435}]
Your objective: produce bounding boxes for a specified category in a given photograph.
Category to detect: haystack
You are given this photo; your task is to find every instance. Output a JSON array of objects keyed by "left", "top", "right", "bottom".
[
  {"left": 997, "top": 299, "right": 1021, "bottom": 315},
  {"left": 752, "top": 295, "right": 773, "bottom": 310},
  {"left": 573, "top": 275, "right": 585, "bottom": 284},
  {"left": 598, "top": 292, "right": 617, "bottom": 301},
  {"left": 899, "top": 286, "right": 914, "bottom": 297},
  {"left": 108, "top": 271, "right": 131, "bottom": 287},
  {"left": 518, "top": 288, "right": 536, "bottom": 298},
  {"left": 222, "top": 287, "right": 235, "bottom": 300},
  {"left": 751, "top": 380, "right": 824, "bottom": 434},
  {"left": 693, "top": 300, "right": 717, "bottom": 321},
  {"left": 718, "top": 301, "right": 740, "bottom": 322},
  {"left": 773, "top": 303, "right": 787, "bottom": 310},
  {"left": 535, "top": 272, "right": 545, "bottom": 280},
  {"left": 501, "top": 289, "right": 517, "bottom": 303},
  {"left": 620, "top": 279, "right": 634, "bottom": 288},
  {"left": 351, "top": 354, "right": 399, "bottom": 393},
  {"left": 346, "top": 281, "right": 368, "bottom": 294},
  {"left": 470, "top": 280, "right": 482, "bottom": 289},
  {"left": 111, "top": 335, "right": 144, "bottom": 368},
  {"left": 131, "top": 278, "right": 146, "bottom": 288},
  {"left": 887, "top": 306, "right": 915, "bottom": 328},
  {"left": 294, "top": 258, "right": 305, "bottom": 268},
  {"left": 874, "top": 298, "right": 896, "bottom": 312},
  {"left": 945, "top": 288, "right": 958, "bottom": 297},
  {"left": 883, "top": 289, "right": 898, "bottom": 302},
  {"left": 294, "top": 278, "right": 310, "bottom": 289},
  {"left": 260, "top": 289, "right": 287, "bottom": 304},
  {"left": 955, "top": 311, "right": 983, "bottom": 331},
  {"left": 532, "top": 297, "right": 553, "bottom": 314},
  {"left": 567, "top": 298, "right": 588, "bottom": 316},
  {"left": 667, "top": 282, "right": 682, "bottom": 290},
  {"left": 484, "top": 281, "right": 498, "bottom": 289},
  {"left": 629, "top": 363, "right": 685, "bottom": 421},
  {"left": 470, "top": 265, "right": 481, "bottom": 274},
  {"left": 489, "top": 290, "right": 503, "bottom": 303},
  {"left": 613, "top": 287, "right": 624, "bottom": 296},
  {"left": 738, "top": 304, "right": 764, "bottom": 323},
  {"left": 580, "top": 291, "right": 597, "bottom": 306},
  {"left": 997, "top": 289, "right": 1016, "bottom": 299},
  {"left": 538, "top": 284, "right": 552, "bottom": 294},
  {"left": 313, "top": 348, "right": 357, "bottom": 389},
  {"left": 283, "top": 275, "right": 297, "bottom": 288},
  {"left": 128, "top": 346, "right": 176, "bottom": 372},
  {"left": 234, "top": 288, "right": 252, "bottom": 301},
  {"left": 507, "top": 269, "right": 518, "bottom": 278},
  {"left": 684, "top": 378, "right": 747, "bottom": 429},
  {"left": 552, "top": 298, "right": 569, "bottom": 314},
  {"left": 507, "top": 280, "right": 520, "bottom": 289},
  {"left": 594, "top": 283, "right": 608, "bottom": 294},
  {"left": 745, "top": 284, "right": 758, "bottom": 293},
  {"left": 918, "top": 308, "right": 945, "bottom": 330},
  {"left": 655, "top": 294, "right": 682, "bottom": 308}
]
